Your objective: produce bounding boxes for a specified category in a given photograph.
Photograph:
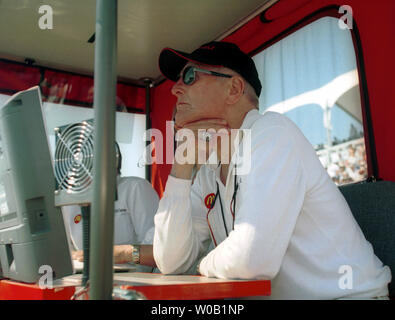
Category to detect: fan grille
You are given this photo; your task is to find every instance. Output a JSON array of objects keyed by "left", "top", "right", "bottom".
[{"left": 54, "top": 120, "right": 94, "bottom": 193}]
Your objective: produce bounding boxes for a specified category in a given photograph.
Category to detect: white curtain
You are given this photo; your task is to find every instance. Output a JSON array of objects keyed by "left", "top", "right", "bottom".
[{"left": 253, "top": 17, "right": 363, "bottom": 150}]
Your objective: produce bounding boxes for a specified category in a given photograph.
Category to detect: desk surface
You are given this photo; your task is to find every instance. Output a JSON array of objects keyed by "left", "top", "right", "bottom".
[
  {"left": 1, "top": 273, "right": 271, "bottom": 300},
  {"left": 61, "top": 272, "right": 271, "bottom": 300}
]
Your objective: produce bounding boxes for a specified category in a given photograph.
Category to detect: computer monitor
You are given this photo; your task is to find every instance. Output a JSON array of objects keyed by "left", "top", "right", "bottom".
[{"left": 0, "top": 86, "right": 73, "bottom": 283}]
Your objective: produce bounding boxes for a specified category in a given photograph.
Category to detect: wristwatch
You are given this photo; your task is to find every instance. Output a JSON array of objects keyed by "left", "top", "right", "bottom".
[{"left": 131, "top": 245, "right": 140, "bottom": 264}]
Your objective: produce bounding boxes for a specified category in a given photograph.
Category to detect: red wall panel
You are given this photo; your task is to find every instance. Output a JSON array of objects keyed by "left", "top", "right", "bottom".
[
  {"left": 150, "top": 80, "right": 176, "bottom": 196},
  {"left": 0, "top": 60, "right": 41, "bottom": 94},
  {"left": 0, "top": 61, "right": 145, "bottom": 113}
]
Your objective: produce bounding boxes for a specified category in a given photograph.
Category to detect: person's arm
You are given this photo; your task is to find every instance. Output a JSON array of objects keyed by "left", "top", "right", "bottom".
[
  {"left": 153, "top": 119, "right": 230, "bottom": 274},
  {"left": 153, "top": 174, "right": 210, "bottom": 274},
  {"left": 126, "top": 177, "right": 160, "bottom": 245},
  {"left": 113, "top": 244, "right": 156, "bottom": 266},
  {"left": 72, "top": 244, "right": 156, "bottom": 267},
  {"left": 198, "top": 120, "right": 307, "bottom": 280},
  {"left": 154, "top": 118, "right": 234, "bottom": 274}
]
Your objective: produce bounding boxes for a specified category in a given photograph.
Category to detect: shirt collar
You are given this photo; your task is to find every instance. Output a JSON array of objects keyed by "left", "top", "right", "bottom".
[
  {"left": 240, "top": 108, "right": 260, "bottom": 130},
  {"left": 205, "top": 108, "right": 259, "bottom": 172}
]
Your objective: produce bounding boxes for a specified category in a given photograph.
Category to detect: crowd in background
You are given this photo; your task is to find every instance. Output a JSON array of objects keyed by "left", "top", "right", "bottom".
[{"left": 318, "top": 138, "right": 367, "bottom": 186}]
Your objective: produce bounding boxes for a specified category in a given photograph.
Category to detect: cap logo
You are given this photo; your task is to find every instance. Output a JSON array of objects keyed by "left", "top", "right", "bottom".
[
  {"left": 204, "top": 193, "right": 216, "bottom": 209},
  {"left": 74, "top": 214, "right": 82, "bottom": 224},
  {"left": 200, "top": 45, "right": 215, "bottom": 50}
]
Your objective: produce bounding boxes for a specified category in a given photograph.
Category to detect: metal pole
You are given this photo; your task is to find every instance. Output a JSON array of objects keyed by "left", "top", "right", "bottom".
[
  {"left": 143, "top": 78, "right": 153, "bottom": 182},
  {"left": 90, "top": 0, "right": 118, "bottom": 300}
]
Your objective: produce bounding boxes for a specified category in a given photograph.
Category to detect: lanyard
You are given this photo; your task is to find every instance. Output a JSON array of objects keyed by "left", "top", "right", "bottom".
[{"left": 206, "top": 168, "right": 239, "bottom": 247}]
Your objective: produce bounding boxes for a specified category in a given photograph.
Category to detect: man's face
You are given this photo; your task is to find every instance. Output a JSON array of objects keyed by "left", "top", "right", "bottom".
[{"left": 171, "top": 63, "right": 228, "bottom": 127}]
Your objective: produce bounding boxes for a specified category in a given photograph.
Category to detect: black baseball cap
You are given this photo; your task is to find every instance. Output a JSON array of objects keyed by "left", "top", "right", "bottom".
[{"left": 159, "top": 41, "right": 262, "bottom": 97}]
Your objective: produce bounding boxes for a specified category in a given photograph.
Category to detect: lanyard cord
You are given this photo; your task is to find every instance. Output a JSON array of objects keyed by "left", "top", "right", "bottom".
[
  {"left": 230, "top": 168, "right": 238, "bottom": 230},
  {"left": 216, "top": 182, "right": 229, "bottom": 237},
  {"left": 207, "top": 166, "right": 239, "bottom": 246}
]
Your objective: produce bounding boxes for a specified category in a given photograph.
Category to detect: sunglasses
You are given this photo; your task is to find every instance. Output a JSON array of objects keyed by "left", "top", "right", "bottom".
[{"left": 180, "top": 66, "right": 232, "bottom": 85}]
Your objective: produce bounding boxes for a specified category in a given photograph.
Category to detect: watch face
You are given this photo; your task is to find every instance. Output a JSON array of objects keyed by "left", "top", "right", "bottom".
[{"left": 132, "top": 245, "right": 140, "bottom": 264}]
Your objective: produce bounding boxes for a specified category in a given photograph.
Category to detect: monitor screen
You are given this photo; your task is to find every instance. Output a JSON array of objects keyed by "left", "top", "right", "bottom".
[{"left": 0, "top": 86, "right": 73, "bottom": 283}]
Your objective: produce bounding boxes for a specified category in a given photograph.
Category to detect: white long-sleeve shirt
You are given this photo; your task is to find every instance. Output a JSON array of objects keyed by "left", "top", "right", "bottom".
[
  {"left": 63, "top": 176, "right": 159, "bottom": 249},
  {"left": 154, "top": 110, "right": 391, "bottom": 299},
  {"left": 63, "top": 176, "right": 159, "bottom": 272}
]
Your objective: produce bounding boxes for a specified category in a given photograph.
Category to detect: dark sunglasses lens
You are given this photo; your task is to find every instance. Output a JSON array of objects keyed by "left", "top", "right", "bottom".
[{"left": 183, "top": 67, "right": 196, "bottom": 85}]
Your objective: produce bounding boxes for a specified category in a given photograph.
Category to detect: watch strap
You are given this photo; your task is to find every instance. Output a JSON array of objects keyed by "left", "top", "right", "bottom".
[{"left": 131, "top": 245, "right": 140, "bottom": 264}]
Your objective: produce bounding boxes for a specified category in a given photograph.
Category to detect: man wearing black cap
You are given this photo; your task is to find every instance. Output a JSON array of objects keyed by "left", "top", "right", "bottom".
[{"left": 153, "top": 41, "right": 391, "bottom": 299}]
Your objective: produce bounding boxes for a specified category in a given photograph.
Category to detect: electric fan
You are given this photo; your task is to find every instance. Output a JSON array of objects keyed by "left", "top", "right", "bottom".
[
  {"left": 54, "top": 119, "right": 94, "bottom": 206},
  {"left": 53, "top": 119, "right": 120, "bottom": 206}
]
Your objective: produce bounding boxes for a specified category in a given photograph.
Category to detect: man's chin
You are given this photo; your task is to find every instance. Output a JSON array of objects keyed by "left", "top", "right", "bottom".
[
  {"left": 175, "top": 114, "right": 202, "bottom": 128},
  {"left": 175, "top": 114, "right": 224, "bottom": 128}
]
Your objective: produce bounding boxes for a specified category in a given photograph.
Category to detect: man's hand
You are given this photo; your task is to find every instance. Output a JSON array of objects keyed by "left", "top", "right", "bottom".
[
  {"left": 72, "top": 245, "right": 133, "bottom": 264},
  {"left": 113, "top": 245, "right": 134, "bottom": 263},
  {"left": 71, "top": 250, "right": 84, "bottom": 262},
  {"left": 172, "top": 118, "right": 230, "bottom": 179}
]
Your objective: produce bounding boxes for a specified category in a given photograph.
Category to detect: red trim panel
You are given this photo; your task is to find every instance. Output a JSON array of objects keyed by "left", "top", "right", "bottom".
[
  {"left": 0, "top": 280, "right": 75, "bottom": 300},
  {"left": 119, "top": 279, "right": 271, "bottom": 300}
]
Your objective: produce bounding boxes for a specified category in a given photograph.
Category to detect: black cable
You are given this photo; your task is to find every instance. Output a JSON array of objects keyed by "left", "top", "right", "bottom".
[
  {"left": 81, "top": 205, "right": 90, "bottom": 287},
  {"left": 232, "top": 167, "right": 238, "bottom": 230},
  {"left": 216, "top": 182, "right": 229, "bottom": 237}
]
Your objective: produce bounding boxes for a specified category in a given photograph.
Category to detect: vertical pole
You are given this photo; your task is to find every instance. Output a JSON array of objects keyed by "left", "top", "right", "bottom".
[
  {"left": 90, "top": 0, "right": 118, "bottom": 300},
  {"left": 143, "top": 79, "right": 152, "bottom": 182}
]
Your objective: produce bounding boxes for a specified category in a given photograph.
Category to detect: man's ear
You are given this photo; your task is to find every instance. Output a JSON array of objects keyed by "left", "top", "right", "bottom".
[{"left": 226, "top": 76, "right": 245, "bottom": 105}]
